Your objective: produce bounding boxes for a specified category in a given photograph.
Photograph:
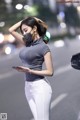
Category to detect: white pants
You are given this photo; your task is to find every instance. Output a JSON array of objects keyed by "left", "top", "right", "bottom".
[{"left": 24, "top": 78, "right": 52, "bottom": 120}]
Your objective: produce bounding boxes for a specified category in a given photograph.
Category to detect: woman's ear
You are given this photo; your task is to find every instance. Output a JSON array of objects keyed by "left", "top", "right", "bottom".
[
  {"left": 31, "top": 26, "right": 37, "bottom": 35},
  {"left": 33, "top": 26, "right": 37, "bottom": 32}
]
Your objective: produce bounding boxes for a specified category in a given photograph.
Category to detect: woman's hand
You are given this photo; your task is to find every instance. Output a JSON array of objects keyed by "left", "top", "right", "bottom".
[
  {"left": 8, "top": 21, "right": 24, "bottom": 44},
  {"left": 12, "top": 66, "right": 31, "bottom": 73}
]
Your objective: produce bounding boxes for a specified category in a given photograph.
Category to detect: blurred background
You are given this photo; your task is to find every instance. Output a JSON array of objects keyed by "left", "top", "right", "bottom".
[
  {"left": 0, "top": 0, "right": 80, "bottom": 55},
  {"left": 0, "top": 0, "right": 80, "bottom": 120}
]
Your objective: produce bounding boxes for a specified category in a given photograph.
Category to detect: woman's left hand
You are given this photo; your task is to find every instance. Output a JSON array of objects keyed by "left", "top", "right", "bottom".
[{"left": 13, "top": 66, "right": 31, "bottom": 73}]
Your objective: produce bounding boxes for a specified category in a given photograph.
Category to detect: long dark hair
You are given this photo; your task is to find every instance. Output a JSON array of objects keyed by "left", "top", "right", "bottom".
[{"left": 20, "top": 17, "right": 47, "bottom": 37}]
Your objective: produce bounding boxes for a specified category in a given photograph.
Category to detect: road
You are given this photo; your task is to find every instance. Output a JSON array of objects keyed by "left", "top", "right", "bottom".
[{"left": 0, "top": 38, "right": 80, "bottom": 120}]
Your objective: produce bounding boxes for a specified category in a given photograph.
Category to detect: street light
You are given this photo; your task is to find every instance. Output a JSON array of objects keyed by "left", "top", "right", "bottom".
[
  {"left": 15, "top": 4, "right": 23, "bottom": 10},
  {"left": 4, "top": 0, "right": 12, "bottom": 4},
  {"left": 4, "top": 0, "right": 13, "bottom": 13},
  {"left": 48, "top": 0, "right": 56, "bottom": 12},
  {"left": 77, "top": 6, "right": 80, "bottom": 18}
]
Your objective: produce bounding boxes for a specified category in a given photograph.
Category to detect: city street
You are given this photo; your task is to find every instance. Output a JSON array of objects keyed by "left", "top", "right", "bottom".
[{"left": 0, "top": 38, "right": 80, "bottom": 120}]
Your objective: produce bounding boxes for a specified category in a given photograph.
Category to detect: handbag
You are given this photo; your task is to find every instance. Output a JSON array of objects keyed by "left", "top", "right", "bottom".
[{"left": 71, "top": 53, "right": 80, "bottom": 70}]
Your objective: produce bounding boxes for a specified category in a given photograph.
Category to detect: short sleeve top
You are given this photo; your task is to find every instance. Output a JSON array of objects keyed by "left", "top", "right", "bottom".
[{"left": 19, "top": 38, "right": 50, "bottom": 81}]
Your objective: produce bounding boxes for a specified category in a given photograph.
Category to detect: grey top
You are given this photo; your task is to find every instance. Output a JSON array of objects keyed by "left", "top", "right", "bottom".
[{"left": 19, "top": 38, "right": 50, "bottom": 81}]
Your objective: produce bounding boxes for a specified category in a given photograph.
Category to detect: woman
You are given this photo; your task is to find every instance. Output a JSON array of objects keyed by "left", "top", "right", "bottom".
[{"left": 9, "top": 16, "right": 54, "bottom": 120}]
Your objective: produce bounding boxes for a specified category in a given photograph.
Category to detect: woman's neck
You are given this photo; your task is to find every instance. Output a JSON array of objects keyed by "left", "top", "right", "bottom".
[{"left": 34, "top": 34, "right": 40, "bottom": 41}]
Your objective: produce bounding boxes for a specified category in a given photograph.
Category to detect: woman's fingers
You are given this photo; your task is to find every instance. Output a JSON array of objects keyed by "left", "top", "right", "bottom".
[{"left": 12, "top": 66, "right": 30, "bottom": 73}]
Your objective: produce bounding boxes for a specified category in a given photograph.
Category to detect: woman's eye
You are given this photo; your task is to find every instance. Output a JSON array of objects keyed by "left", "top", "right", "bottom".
[{"left": 25, "top": 30, "right": 28, "bottom": 32}]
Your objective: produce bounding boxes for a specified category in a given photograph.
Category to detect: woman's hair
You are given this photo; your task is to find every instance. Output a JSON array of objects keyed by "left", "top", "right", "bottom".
[{"left": 20, "top": 17, "right": 48, "bottom": 36}]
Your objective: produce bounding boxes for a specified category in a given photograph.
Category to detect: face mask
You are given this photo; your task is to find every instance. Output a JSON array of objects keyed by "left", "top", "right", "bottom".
[{"left": 23, "top": 33, "right": 33, "bottom": 46}]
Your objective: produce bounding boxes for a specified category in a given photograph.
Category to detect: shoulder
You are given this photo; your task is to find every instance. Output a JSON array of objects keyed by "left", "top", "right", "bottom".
[
  {"left": 40, "top": 41, "right": 50, "bottom": 56},
  {"left": 41, "top": 39, "right": 50, "bottom": 49}
]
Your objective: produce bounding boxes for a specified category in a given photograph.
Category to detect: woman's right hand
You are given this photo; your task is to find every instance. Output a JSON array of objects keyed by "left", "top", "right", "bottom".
[{"left": 8, "top": 21, "right": 24, "bottom": 44}]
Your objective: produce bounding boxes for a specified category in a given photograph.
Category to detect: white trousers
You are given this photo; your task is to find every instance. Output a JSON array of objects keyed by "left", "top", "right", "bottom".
[{"left": 24, "top": 78, "right": 52, "bottom": 120}]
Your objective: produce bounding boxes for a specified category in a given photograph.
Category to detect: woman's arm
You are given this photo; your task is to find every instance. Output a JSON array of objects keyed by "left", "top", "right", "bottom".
[
  {"left": 8, "top": 21, "right": 24, "bottom": 44},
  {"left": 30, "top": 52, "right": 54, "bottom": 76}
]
